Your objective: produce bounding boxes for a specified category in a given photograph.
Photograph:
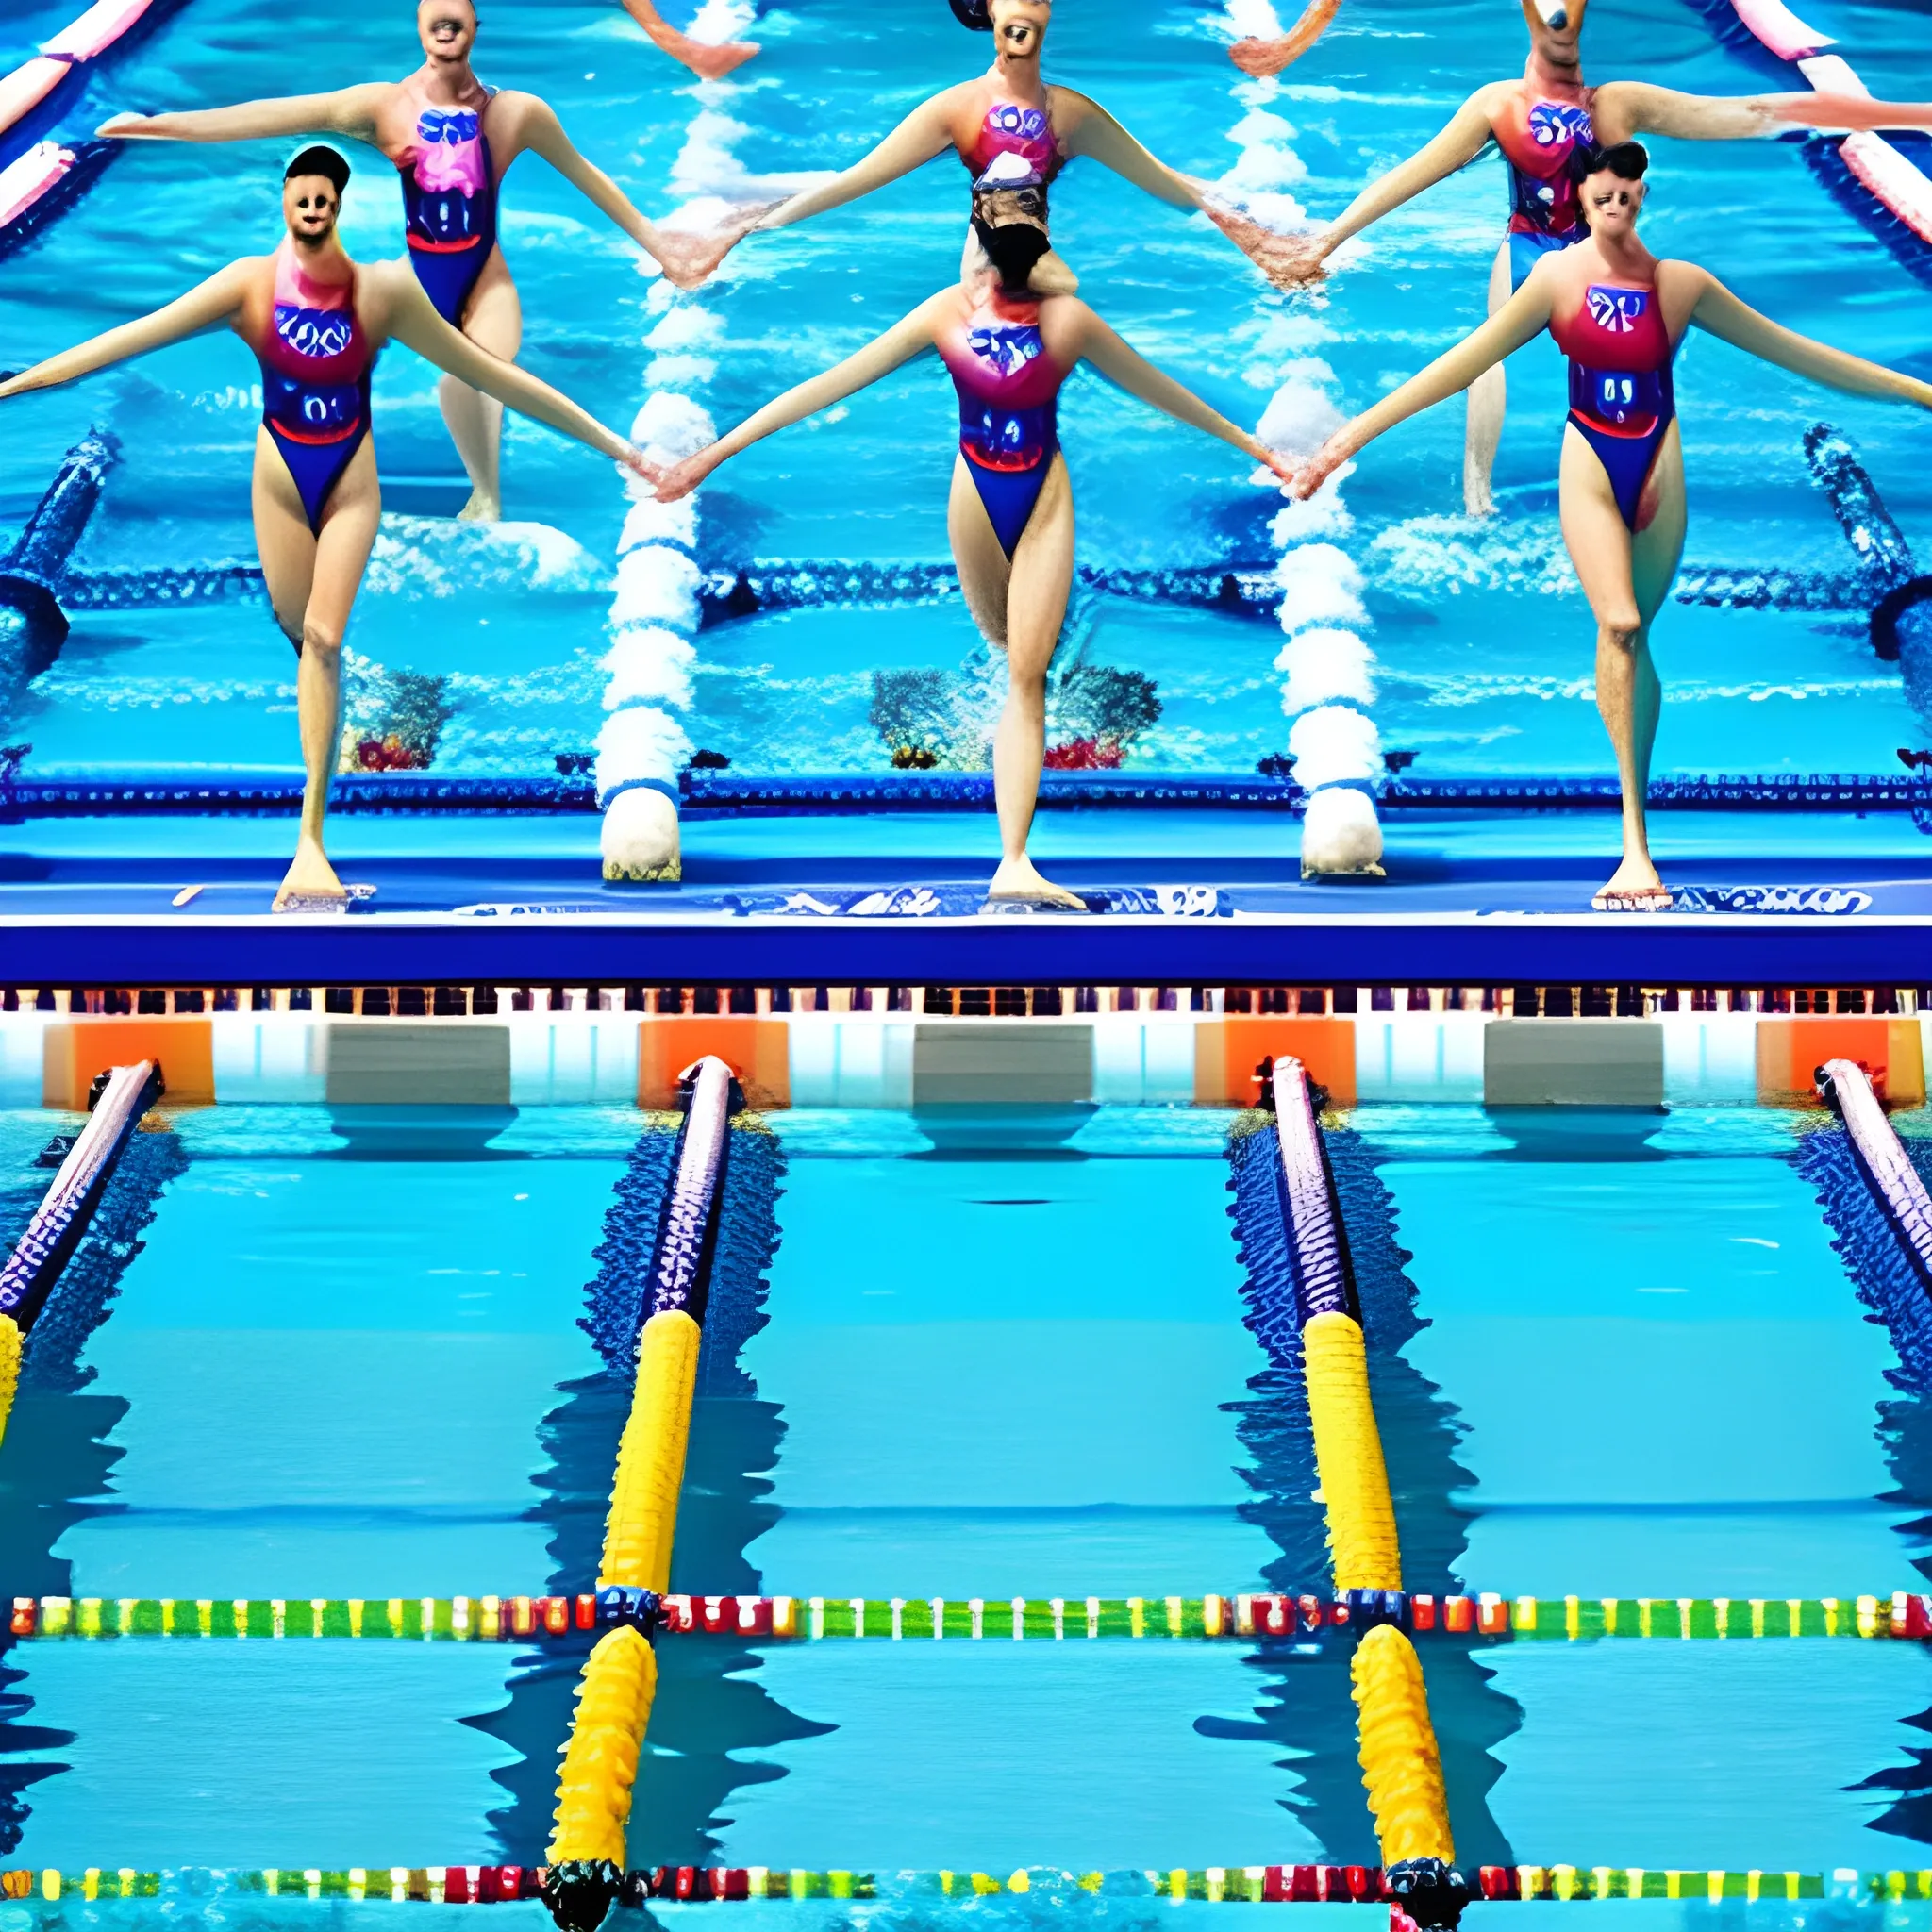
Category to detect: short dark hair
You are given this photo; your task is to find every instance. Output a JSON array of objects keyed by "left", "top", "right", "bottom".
[
  {"left": 1581, "top": 139, "right": 1649, "bottom": 180},
  {"left": 285, "top": 144, "right": 350, "bottom": 195},
  {"left": 950, "top": 0, "right": 992, "bottom": 25}
]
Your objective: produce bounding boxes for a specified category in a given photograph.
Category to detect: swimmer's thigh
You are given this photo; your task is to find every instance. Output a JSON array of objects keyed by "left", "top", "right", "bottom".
[
  {"left": 1004, "top": 454, "right": 1074, "bottom": 683},
  {"left": 305, "top": 439, "right": 382, "bottom": 642},
  {"left": 949, "top": 454, "right": 1014, "bottom": 648},
  {"left": 252, "top": 430, "right": 319, "bottom": 644},
  {"left": 1629, "top": 421, "right": 1686, "bottom": 625},
  {"left": 462, "top": 246, "right": 523, "bottom": 360},
  {"left": 1557, "top": 422, "right": 1639, "bottom": 629}
]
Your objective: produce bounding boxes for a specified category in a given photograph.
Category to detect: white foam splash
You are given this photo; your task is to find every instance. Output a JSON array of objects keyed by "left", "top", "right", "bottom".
[
  {"left": 1289, "top": 704, "right": 1383, "bottom": 788},
  {"left": 1275, "top": 542, "right": 1366, "bottom": 633},
  {"left": 1256, "top": 373, "right": 1343, "bottom": 458},
  {"left": 631, "top": 391, "right": 719, "bottom": 463},
  {"left": 361, "top": 518, "right": 607, "bottom": 598},
  {"left": 595, "top": 704, "right": 692, "bottom": 792},
  {"left": 1300, "top": 783, "right": 1384, "bottom": 872},
  {"left": 1276, "top": 626, "right": 1376, "bottom": 714},
  {"left": 611, "top": 544, "right": 703, "bottom": 630},
  {"left": 1370, "top": 515, "right": 1577, "bottom": 597},
  {"left": 646, "top": 307, "right": 725, "bottom": 351},
  {"left": 1225, "top": 0, "right": 1285, "bottom": 35},
  {"left": 619, "top": 497, "right": 700, "bottom": 554},
  {"left": 686, "top": 0, "right": 756, "bottom": 42},
  {"left": 602, "top": 626, "right": 699, "bottom": 711}
]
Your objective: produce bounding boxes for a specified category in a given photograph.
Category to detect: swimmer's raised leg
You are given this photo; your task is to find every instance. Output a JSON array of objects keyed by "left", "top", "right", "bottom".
[
  {"left": 949, "top": 451, "right": 1085, "bottom": 909},
  {"left": 1559, "top": 415, "right": 1685, "bottom": 910},
  {"left": 255, "top": 428, "right": 381, "bottom": 911},
  {"left": 443, "top": 251, "right": 521, "bottom": 521},
  {"left": 1463, "top": 237, "right": 1511, "bottom": 518}
]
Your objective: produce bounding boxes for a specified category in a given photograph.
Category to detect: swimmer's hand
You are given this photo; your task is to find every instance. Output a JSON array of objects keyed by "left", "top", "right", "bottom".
[
  {"left": 1203, "top": 202, "right": 1330, "bottom": 292},
  {"left": 648, "top": 447, "right": 718, "bottom": 503},
  {"left": 653, "top": 199, "right": 785, "bottom": 291},
  {"left": 1250, "top": 444, "right": 1299, "bottom": 491},
  {"left": 1285, "top": 432, "right": 1352, "bottom": 501},
  {"left": 95, "top": 112, "right": 153, "bottom": 138}
]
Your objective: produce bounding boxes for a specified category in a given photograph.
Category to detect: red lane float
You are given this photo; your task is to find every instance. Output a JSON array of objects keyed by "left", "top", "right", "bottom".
[
  {"left": 41, "top": 0, "right": 155, "bottom": 61},
  {"left": 0, "top": 140, "right": 76, "bottom": 229},
  {"left": 0, "top": 57, "right": 68, "bottom": 136},
  {"left": 1840, "top": 131, "right": 1932, "bottom": 244}
]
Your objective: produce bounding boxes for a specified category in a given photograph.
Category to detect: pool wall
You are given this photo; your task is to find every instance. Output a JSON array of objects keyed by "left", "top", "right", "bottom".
[{"left": 0, "top": 1009, "right": 1920, "bottom": 1111}]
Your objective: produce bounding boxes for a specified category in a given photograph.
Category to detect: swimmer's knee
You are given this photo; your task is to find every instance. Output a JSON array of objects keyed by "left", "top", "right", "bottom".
[
  {"left": 1599, "top": 614, "right": 1642, "bottom": 654},
  {"left": 300, "top": 617, "right": 343, "bottom": 664}
]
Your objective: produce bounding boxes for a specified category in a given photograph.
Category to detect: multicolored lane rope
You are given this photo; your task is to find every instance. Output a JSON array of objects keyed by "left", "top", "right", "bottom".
[
  {"left": 7, "top": 1865, "right": 1932, "bottom": 1907},
  {"left": 12, "top": 1590, "right": 1932, "bottom": 1642}
]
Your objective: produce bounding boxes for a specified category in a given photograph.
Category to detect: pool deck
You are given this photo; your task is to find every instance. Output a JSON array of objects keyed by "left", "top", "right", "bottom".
[{"left": 3, "top": 808, "right": 1930, "bottom": 984}]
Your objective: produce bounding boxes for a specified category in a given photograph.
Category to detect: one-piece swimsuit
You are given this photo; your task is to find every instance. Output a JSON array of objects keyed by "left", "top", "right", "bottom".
[
  {"left": 959, "top": 93, "right": 1065, "bottom": 220},
  {"left": 1551, "top": 272, "right": 1676, "bottom": 531},
  {"left": 257, "top": 238, "right": 375, "bottom": 533},
  {"left": 396, "top": 84, "right": 499, "bottom": 325},
  {"left": 937, "top": 290, "right": 1072, "bottom": 558},
  {"left": 1493, "top": 70, "right": 1597, "bottom": 290}
]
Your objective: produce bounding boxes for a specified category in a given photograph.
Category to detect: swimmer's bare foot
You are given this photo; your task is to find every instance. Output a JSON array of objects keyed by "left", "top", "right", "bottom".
[
  {"left": 620, "top": 0, "right": 759, "bottom": 79},
  {"left": 654, "top": 201, "right": 783, "bottom": 289},
  {"left": 1591, "top": 856, "right": 1672, "bottom": 912},
  {"left": 986, "top": 858, "right": 1088, "bottom": 911},
  {"left": 273, "top": 838, "right": 346, "bottom": 913},
  {"left": 1229, "top": 0, "right": 1341, "bottom": 76},
  {"left": 457, "top": 489, "right": 501, "bottom": 522},
  {"left": 1205, "top": 203, "right": 1328, "bottom": 291}
]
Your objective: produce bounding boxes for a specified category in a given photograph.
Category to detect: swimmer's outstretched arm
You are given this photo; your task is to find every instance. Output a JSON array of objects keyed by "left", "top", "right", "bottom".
[
  {"left": 97, "top": 84, "right": 389, "bottom": 145},
  {"left": 1072, "top": 308, "right": 1293, "bottom": 479},
  {"left": 1292, "top": 88, "right": 1504, "bottom": 283},
  {"left": 751, "top": 96, "right": 959, "bottom": 233},
  {"left": 1685, "top": 272, "right": 1932, "bottom": 408},
  {"left": 1286, "top": 272, "right": 1557, "bottom": 497},
  {"left": 0, "top": 264, "right": 251, "bottom": 400},
  {"left": 372, "top": 267, "right": 649, "bottom": 468},
  {"left": 1228, "top": 0, "right": 1341, "bottom": 79},
  {"left": 489, "top": 92, "right": 686, "bottom": 275},
  {"left": 648, "top": 297, "right": 951, "bottom": 499},
  {"left": 1592, "top": 81, "right": 1932, "bottom": 145}
]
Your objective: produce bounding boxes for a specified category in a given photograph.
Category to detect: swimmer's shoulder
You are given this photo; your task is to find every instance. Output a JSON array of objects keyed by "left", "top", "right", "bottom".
[{"left": 1654, "top": 256, "right": 1715, "bottom": 325}]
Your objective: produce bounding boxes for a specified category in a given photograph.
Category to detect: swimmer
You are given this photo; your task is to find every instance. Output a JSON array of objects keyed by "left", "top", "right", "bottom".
[
  {"left": 1227, "top": 0, "right": 1341, "bottom": 79},
  {"left": 673, "top": 0, "right": 1319, "bottom": 296},
  {"left": 646, "top": 179, "right": 1294, "bottom": 909},
  {"left": 95, "top": 0, "right": 757, "bottom": 520},
  {"left": 0, "top": 147, "right": 648, "bottom": 913},
  {"left": 1269, "top": 0, "right": 1932, "bottom": 515},
  {"left": 1284, "top": 143, "right": 1932, "bottom": 912}
]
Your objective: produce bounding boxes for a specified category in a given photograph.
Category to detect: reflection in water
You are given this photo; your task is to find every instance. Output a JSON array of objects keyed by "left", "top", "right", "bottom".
[
  {"left": 0, "top": 1126, "right": 187, "bottom": 1856},
  {"left": 1222, "top": 1115, "right": 1520, "bottom": 1865},
  {"left": 479, "top": 1120, "right": 812, "bottom": 1866}
]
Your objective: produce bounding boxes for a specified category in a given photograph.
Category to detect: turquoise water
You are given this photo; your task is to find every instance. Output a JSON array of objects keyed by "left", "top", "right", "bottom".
[
  {"left": 3, "top": 1101, "right": 1932, "bottom": 1876},
  {"left": 2, "top": 0, "right": 1929, "bottom": 785}
]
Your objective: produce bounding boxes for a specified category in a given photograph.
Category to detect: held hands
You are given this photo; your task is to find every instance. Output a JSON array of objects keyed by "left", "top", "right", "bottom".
[
  {"left": 652, "top": 199, "right": 786, "bottom": 291},
  {"left": 1284, "top": 429, "right": 1355, "bottom": 501},
  {"left": 647, "top": 444, "right": 721, "bottom": 503},
  {"left": 1201, "top": 201, "right": 1331, "bottom": 292}
]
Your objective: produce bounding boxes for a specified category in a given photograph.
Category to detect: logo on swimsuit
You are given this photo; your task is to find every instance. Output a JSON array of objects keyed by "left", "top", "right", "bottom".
[
  {"left": 1586, "top": 285, "right": 1649, "bottom": 333},
  {"left": 981, "top": 101, "right": 1054, "bottom": 165},
  {"left": 265, "top": 371, "right": 362, "bottom": 439},
  {"left": 965, "top": 405, "right": 1045, "bottom": 472},
  {"left": 968, "top": 325, "right": 1043, "bottom": 379},
  {"left": 417, "top": 107, "right": 481, "bottom": 145},
  {"left": 412, "top": 107, "right": 487, "bottom": 200},
  {"left": 274, "top": 302, "right": 357, "bottom": 361},
  {"left": 1526, "top": 99, "right": 1592, "bottom": 150}
]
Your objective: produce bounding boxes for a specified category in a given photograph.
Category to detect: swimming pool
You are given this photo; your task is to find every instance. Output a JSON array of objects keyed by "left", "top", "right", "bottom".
[
  {"left": 5, "top": 1085, "right": 1932, "bottom": 1894},
  {"left": 2, "top": 0, "right": 1929, "bottom": 789}
]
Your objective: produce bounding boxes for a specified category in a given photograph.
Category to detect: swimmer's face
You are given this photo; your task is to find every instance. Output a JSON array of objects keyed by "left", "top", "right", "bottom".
[
  {"left": 1521, "top": 0, "right": 1585, "bottom": 61},
  {"left": 990, "top": 0, "right": 1049, "bottom": 62},
  {"left": 282, "top": 174, "right": 342, "bottom": 242},
  {"left": 1582, "top": 167, "right": 1644, "bottom": 234},
  {"left": 419, "top": 0, "right": 477, "bottom": 62}
]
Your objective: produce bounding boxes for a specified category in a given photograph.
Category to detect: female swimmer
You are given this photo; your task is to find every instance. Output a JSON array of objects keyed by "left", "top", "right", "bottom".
[
  {"left": 676, "top": 0, "right": 1315, "bottom": 296},
  {"left": 0, "top": 147, "right": 648, "bottom": 912},
  {"left": 97, "top": 0, "right": 753, "bottom": 520},
  {"left": 1285, "top": 142, "right": 1932, "bottom": 911},
  {"left": 1266, "top": 0, "right": 1932, "bottom": 515},
  {"left": 648, "top": 186, "right": 1291, "bottom": 908}
]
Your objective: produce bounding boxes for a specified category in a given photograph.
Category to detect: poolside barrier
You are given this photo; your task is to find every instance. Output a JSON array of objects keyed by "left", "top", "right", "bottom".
[
  {"left": 0, "top": 428, "right": 115, "bottom": 677},
  {"left": 9, "top": 1590, "right": 1925, "bottom": 1641},
  {"left": 7, "top": 1865, "right": 1915, "bottom": 1905},
  {"left": 545, "top": 1055, "right": 737, "bottom": 1932},
  {"left": 0, "top": 1057, "right": 161, "bottom": 1442}
]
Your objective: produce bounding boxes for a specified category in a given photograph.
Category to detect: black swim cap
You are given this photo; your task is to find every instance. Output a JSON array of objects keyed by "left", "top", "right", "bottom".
[
  {"left": 1580, "top": 139, "right": 1648, "bottom": 179},
  {"left": 285, "top": 143, "right": 351, "bottom": 193},
  {"left": 950, "top": 0, "right": 993, "bottom": 26},
  {"left": 974, "top": 216, "right": 1051, "bottom": 291}
]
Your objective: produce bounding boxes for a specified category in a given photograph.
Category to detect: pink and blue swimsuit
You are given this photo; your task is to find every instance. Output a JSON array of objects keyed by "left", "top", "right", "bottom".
[
  {"left": 398, "top": 93, "right": 499, "bottom": 325},
  {"left": 257, "top": 241, "right": 374, "bottom": 532},
  {"left": 1552, "top": 274, "right": 1677, "bottom": 531}
]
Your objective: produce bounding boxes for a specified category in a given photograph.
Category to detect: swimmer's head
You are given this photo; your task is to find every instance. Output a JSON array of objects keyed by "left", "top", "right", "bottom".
[
  {"left": 1579, "top": 140, "right": 1648, "bottom": 233},
  {"left": 419, "top": 0, "right": 478, "bottom": 64},
  {"left": 974, "top": 211, "right": 1051, "bottom": 292},
  {"left": 1520, "top": 0, "right": 1585, "bottom": 62},
  {"left": 283, "top": 144, "right": 349, "bottom": 241},
  {"left": 979, "top": 0, "right": 1048, "bottom": 61}
]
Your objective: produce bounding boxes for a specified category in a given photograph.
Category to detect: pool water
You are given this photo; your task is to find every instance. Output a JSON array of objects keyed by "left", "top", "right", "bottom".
[
  {"left": 2, "top": 0, "right": 1929, "bottom": 785},
  {"left": 3, "top": 1099, "right": 1932, "bottom": 1881}
]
